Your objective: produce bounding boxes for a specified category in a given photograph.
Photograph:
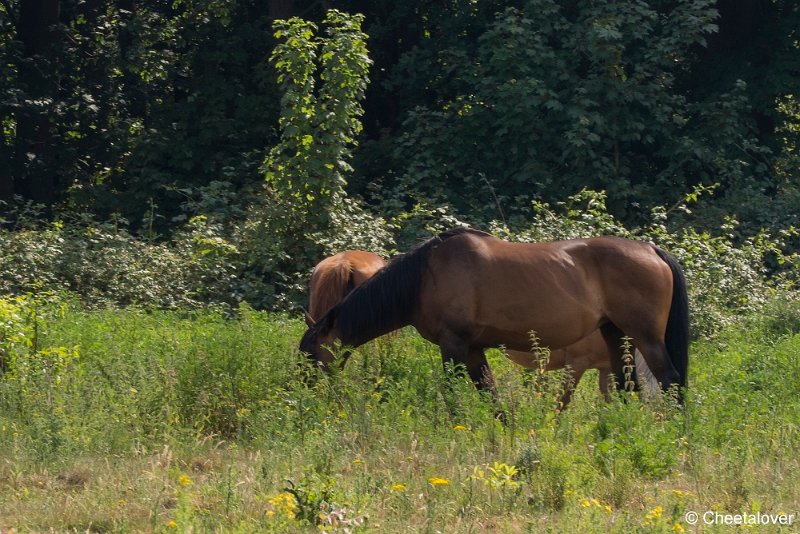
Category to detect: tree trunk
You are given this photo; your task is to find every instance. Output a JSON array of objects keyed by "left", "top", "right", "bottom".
[
  {"left": 14, "top": 0, "right": 61, "bottom": 203},
  {"left": 268, "top": 0, "right": 295, "bottom": 20}
]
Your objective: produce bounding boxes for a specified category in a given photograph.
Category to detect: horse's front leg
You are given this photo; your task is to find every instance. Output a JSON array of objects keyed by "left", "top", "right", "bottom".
[
  {"left": 463, "top": 347, "right": 507, "bottom": 423},
  {"left": 440, "top": 334, "right": 498, "bottom": 393},
  {"left": 439, "top": 335, "right": 506, "bottom": 422},
  {"left": 465, "top": 347, "right": 497, "bottom": 399}
]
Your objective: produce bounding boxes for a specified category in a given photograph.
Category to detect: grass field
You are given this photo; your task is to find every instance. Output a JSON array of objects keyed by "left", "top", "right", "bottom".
[{"left": 1, "top": 300, "right": 799, "bottom": 532}]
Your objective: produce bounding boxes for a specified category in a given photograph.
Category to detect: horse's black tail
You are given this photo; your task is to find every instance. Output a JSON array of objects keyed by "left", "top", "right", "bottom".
[{"left": 654, "top": 247, "right": 689, "bottom": 390}]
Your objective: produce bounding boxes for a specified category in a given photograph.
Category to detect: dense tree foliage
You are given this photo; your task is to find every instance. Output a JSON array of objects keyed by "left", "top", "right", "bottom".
[
  {"left": 342, "top": 0, "right": 800, "bottom": 230},
  {"left": 0, "top": 0, "right": 798, "bottom": 311},
  {"left": 1, "top": 0, "right": 797, "bottom": 233},
  {"left": 1, "top": 0, "right": 284, "bottom": 227}
]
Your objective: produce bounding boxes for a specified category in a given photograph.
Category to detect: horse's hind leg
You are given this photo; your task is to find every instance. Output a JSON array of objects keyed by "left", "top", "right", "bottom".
[
  {"left": 598, "top": 367, "right": 613, "bottom": 401},
  {"left": 600, "top": 323, "right": 625, "bottom": 392},
  {"left": 609, "top": 320, "right": 680, "bottom": 393},
  {"left": 632, "top": 337, "right": 680, "bottom": 395},
  {"left": 599, "top": 323, "right": 640, "bottom": 393},
  {"left": 557, "top": 366, "right": 585, "bottom": 410}
]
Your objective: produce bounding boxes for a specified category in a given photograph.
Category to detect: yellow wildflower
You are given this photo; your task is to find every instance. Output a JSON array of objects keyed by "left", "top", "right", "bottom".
[
  {"left": 167, "top": 520, "right": 178, "bottom": 528},
  {"left": 178, "top": 474, "right": 192, "bottom": 487},
  {"left": 580, "top": 499, "right": 591, "bottom": 508},
  {"left": 453, "top": 424, "right": 468, "bottom": 431},
  {"left": 645, "top": 505, "right": 664, "bottom": 521},
  {"left": 268, "top": 492, "right": 298, "bottom": 519},
  {"left": 391, "top": 483, "right": 407, "bottom": 491},
  {"left": 653, "top": 505, "right": 663, "bottom": 517},
  {"left": 352, "top": 458, "right": 364, "bottom": 466},
  {"left": 673, "top": 523, "right": 685, "bottom": 533},
  {"left": 428, "top": 477, "right": 450, "bottom": 486}
]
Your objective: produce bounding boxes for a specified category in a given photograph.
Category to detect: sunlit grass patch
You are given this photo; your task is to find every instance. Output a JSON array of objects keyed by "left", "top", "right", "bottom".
[{"left": 1, "top": 299, "right": 799, "bottom": 531}]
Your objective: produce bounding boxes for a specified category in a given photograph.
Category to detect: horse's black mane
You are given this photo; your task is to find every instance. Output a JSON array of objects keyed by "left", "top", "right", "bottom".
[{"left": 322, "top": 227, "right": 488, "bottom": 346}]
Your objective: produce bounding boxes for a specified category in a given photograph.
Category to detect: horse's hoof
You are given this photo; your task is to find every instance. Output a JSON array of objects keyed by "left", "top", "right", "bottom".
[{"left": 494, "top": 410, "right": 509, "bottom": 425}]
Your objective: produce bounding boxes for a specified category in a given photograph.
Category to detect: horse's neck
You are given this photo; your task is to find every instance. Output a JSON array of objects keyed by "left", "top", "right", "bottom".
[
  {"left": 334, "top": 248, "right": 424, "bottom": 347},
  {"left": 339, "top": 316, "right": 409, "bottom": 349}
]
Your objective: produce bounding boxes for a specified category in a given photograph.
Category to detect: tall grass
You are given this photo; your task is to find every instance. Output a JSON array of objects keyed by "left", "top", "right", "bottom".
[{"left": 1, "top": 297, "right": 799, "bottom": 532}]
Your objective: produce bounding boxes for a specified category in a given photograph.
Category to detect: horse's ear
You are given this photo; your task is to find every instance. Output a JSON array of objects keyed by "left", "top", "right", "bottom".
[{"left": 304, "top": 312, "right": 315, "bottom": 327}]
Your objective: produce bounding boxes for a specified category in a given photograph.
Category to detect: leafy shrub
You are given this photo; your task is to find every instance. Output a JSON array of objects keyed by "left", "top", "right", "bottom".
[
  {"left": 744, "top": 297, "right": 800, "bottom": 339},
  {"left": 0, "top": 295, "right": 81, "bottom": 459},
  {"left": 0, "top": 216, "right": 242, "bottom": 309},
  {"left": 0, "top": 187, "right": 796, "bottom": 335},
  {"left": 315, "top": 196, "right": 395, "bottom": 257},
  {"left": 235, "top": 194, "right": 395, "bottom": 310},
  {"left": 0, "top": 224, "right": 66, "bottom": 295},
  {"left": 389, "top": 201, "right": 471, "bottom": 252}
]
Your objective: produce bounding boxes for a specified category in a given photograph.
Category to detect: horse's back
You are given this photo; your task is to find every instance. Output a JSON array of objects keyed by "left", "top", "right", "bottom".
[{"left": 416, "top": 232, "right": 673, "bottom": 351}]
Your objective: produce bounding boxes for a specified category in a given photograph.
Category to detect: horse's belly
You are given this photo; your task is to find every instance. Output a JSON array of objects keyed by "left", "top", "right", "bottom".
[
  {"left": 474, "top": 309, "right": 597, "bottom": 351},
  {"left": 476, "top": 327, "right": 541, "bottom": 352}
]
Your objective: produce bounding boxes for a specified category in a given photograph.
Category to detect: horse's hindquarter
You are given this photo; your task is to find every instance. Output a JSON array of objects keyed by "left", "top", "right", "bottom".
[
  {"left": 308, "top": 254, "right": 351, "bottom": 321},
  {"left": 308, "top": 250, "right": 386, "bottom": 322},
  {"left": 416, "top": 234, "right": 605, "bottom": 351},
  {"left": 347, "top": 250, "right": 387, "bottom": 286},
  {"left": 582, "top": 237, "right": 674, "bottom": 338}
]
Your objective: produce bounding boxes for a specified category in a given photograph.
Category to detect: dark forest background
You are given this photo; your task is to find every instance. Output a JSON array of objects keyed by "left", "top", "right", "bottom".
[{"left": 0, "top": 0, "right": 798, "bottom": 309}]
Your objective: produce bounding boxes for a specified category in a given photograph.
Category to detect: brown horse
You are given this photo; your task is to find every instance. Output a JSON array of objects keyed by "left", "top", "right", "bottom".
[
  {"left": 300, "top": 228, "right": 688, "bottom": 404},
  {"left": 307, "top": 251, "right": 652, "bottom": 407},
  {"left": 306, "top": 250, "right": 386, "bottom": 325}
]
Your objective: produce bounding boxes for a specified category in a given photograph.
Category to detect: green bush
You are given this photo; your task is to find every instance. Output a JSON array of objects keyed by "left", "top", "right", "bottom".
[
  {"left": 0, "top": 216, "right": 242, "bottom": 309},
  {"left": 0, "top": 187, "right": 796, "bottom": 336}
]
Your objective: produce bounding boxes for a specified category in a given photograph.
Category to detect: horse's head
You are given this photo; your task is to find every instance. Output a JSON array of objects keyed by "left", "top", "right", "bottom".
[{"left": 299, "top": 308, "right": 340, "bottom": 372}]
